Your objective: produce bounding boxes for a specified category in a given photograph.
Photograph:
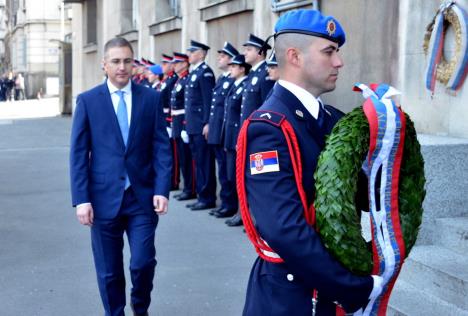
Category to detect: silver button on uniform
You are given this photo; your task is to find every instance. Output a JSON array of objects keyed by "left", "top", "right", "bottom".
[{"left": 287, "top": 274, "right": 294, "bottom": 281}]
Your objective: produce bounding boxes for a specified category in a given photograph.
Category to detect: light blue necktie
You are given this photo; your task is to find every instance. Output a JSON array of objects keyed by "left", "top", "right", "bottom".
[
  {"left": 116, "top": 90, "right": 129, "bottom": 145},
  {"left": 115, "top": 90, "right": 130, "bottom": 189}
]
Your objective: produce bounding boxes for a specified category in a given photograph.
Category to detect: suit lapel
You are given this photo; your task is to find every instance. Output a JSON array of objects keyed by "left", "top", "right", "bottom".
[
  {"left": 126, "top": 82, "right": 142, "bottom": 151},
  {"left": 99, "top": 83, "right": 126, "bottom": 151}
]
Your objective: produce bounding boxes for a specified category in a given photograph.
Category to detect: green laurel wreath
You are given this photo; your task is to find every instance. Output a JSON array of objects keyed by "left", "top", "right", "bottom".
[{"left": 314, "top": 107, "right": 426, "bottom": 275}]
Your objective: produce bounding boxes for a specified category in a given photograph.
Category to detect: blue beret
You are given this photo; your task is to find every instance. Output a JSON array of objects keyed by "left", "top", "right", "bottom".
[
  {"left": 148, "top": 64, "right": 163, "bottom": 75},
  {"left": 274, "top": 9, "right": 346, "bottom": 47}
]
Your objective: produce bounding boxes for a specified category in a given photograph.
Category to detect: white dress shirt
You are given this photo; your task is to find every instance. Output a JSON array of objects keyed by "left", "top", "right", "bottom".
[
  {"left": 107, "top": 79, "right": 132, "bottom": 125},
  {"left": 278, "top": 80, "right": 321, "bottom": 119}
]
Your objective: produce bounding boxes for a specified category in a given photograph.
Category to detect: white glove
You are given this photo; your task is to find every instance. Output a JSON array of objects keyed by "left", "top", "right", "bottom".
[
  {"left": 166, "top": 127, "right": 172, "bottom": 138},
  {"left": 352, "top": 275, "right": 384, "bottom": 316},
  {"left": 181, "top": 130, "right": 189, "bottom": 144}
]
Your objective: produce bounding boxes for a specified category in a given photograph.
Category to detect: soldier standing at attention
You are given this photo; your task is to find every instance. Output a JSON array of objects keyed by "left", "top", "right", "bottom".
[
  {"left": 184, "top": 40, "right": 217, "bottom": 211},
  {"left": 159, "top": 54, "right": 180, "bottom": 191},
  {"left": 170, "top": 53, "right": 197, "bottom": 202},
  {"left": 238, "top": 10, "right": 383, "bottom": 315},
  {"left": 206, "top": 42, "right": 240, "bottom": 219}
]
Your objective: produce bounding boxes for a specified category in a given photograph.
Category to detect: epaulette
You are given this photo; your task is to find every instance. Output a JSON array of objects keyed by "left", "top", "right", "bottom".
[{"left": 249, "top": 110, "right": 285, "bottom": 127}]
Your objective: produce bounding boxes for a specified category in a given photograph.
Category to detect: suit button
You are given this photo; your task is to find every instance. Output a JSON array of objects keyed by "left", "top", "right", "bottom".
[{"left": 287, "top": 274, "right": 294, "bottom": 281}]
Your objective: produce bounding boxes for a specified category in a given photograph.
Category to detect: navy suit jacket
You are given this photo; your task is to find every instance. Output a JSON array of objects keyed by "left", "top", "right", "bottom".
[
  {"left": 242, "top": 84, "right": 373, "bottom": 315},
  {"left": 70, "top": 81, "right": 172, "bottom": 219}
]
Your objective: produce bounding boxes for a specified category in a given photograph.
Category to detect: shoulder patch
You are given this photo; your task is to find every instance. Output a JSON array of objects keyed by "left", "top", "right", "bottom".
[
  {"left": 250, "top": 150, "right": 280, "bottom": 175},
  {"left": 204, "top": 72, "right": 213, "bottom": 77},
  {"left": 249, "top": 110, "right": 285, "bottom": 127}
]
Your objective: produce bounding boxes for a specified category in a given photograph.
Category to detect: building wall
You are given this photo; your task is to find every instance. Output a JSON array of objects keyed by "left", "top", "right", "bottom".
[
  {"left": 69, "top": 0, "right": 468, "bottom": 138},
  {"left": 4, "top": 0, "right": 71, "bottom": 98}
]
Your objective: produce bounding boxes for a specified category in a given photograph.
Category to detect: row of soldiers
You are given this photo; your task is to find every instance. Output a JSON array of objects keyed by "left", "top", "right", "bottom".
[{"left": 131, "top": 34, "right": 279, "bottom": 226}]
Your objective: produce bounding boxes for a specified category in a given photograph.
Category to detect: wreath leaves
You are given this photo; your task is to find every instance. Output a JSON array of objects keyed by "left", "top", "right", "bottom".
[{"left": 314, "top": 107, "right": 425, "bottom": 275}]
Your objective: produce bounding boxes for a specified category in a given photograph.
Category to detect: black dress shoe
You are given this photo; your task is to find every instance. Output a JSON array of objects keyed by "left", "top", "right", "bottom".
[
  {"left": 177, "top": 192, "right": 197, "bottom": 201},
  {"left": 225, "top": 213, "right": 243, "bottom": 226},
  {"left": 131, "top": 303, "right": 149, "bottom": 316},
  {"left": 191, "top": 202, "right": 216, "bottom": 211},
  {"left": 209, "top": 206, "right": 224, "bottom": 216},
  {"left": 186, "top": 201, "right": 199, "bottom": 208},
  {"left": 215, "top": 208, "right": 237, "bottom": 218},
  {"left": 173, "top": 193, "right": 182, "bottom": 199}
]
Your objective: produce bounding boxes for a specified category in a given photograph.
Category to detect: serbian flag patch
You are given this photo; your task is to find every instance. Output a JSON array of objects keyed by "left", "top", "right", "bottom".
[{"left": 250, "top": 150, "right": 280, "bottom": 175}]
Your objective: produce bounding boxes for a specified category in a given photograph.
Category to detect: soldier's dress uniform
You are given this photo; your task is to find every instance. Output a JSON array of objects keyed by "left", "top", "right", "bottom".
[
  {"left": 240, "top": 34, "right": 275, "bottom": 123},
  {"left": 239, "top": 10, "right": 381, "bottom": 316},
  {"left": 185, "top": 41, "right": 217, "bottom": 207},
  {"left": 207, "top": 42, "right": 239, "bottom": 213},
  {"left": 159, "top": 68, "right": 179, "bottom": 190},
  {"left": 223, "top": 54, "right": 250, "bottom": 208},
  {"left": 170, "top": 53, "right": 196, "bottom": 199}
]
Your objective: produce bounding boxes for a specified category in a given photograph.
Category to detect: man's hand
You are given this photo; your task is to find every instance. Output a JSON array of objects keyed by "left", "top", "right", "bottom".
[
  {"left": 76, "top": 203, "right": 94, "bottom": 226},
  {"left": 153, "top": 195, "right": 169, "bottom": 215},
  {"left": 202, "top": 124, "right": 209, "bottom": 140}
]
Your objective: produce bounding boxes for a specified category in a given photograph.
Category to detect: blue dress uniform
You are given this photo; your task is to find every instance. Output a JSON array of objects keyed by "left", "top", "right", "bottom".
[
  {"left": 224, "top": 76, "right": 248, "bottom": 184},
  {"left": 241, "top": 84, "right": 374, "bottom": 316},
  {"left": 159, "top": 69, "right": 179, "bottom": 190},
  {"left": 170, "top": 66, "right": 196, "bottom": 198},
  {"left": 239, "top": 10, "right": 379, "bottom": 316},
  {"left": 240, "top": 34, "right": 275, "bottom": 123},
  {"left": 185, "top": 40, "right": 217, "bottom": 207}
]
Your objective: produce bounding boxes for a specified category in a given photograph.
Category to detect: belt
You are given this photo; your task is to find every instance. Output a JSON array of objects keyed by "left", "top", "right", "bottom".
[{"left": 171, "top": 109, "right": 185, "bottom": 116}]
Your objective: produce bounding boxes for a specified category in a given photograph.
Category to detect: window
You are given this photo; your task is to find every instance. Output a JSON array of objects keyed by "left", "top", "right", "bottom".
[
  {"left": 86, "top": 0, "right": 97, "bottom": 44},
  {"left": 270, "top": 0, "right": 317, "bottom": 12}
]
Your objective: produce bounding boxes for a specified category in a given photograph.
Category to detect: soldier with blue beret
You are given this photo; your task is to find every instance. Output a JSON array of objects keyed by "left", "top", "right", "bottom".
[
  {"left": 170, "top": 52, "right": 197, "bottom": 202},
  {"left": 238, "top": 9, "right": 383, "bottom": 315},
  {"left": 184, "top": 40, "right": 217, "bottom": 210},
  {"left": 157, "top": 54, "right": 180, "bottom": 191},
  {"left": 206, "top": 42, "right": 240, "bottom": 218}
]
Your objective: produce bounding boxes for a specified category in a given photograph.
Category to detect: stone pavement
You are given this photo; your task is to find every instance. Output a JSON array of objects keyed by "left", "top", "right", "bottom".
[{"left": 0, "top": 99, "right": 255, "bottom": 315}]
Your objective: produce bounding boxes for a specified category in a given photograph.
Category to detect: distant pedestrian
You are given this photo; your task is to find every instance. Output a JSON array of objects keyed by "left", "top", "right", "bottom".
[{"left": 15, "top": 73, "right": 26, "bottom": 100}]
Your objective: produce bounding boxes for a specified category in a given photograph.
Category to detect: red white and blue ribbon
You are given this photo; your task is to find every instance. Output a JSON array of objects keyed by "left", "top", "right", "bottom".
[
  {"left": 425, "top": 1, "right": 468, "bottom": 93},
  {"left": 353, "top": 83, "right": 406, "bottom": 316}
]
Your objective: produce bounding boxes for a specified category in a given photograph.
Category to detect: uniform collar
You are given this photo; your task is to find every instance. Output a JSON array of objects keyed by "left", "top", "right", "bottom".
[
  {"left": 107, "top": 79, "right": 132, "bottom": 95},
  {"left": 251, "top": 60, "right": 265, "bottom": 72},
  {"left": 278, "top": 80, "right": 320, "bottom": 119},
  {"left": 234, "top": 76, "right": 247, "bottom": 86},
  {"left": 192, "top": 61, "right": 204, "bottom": 71}
]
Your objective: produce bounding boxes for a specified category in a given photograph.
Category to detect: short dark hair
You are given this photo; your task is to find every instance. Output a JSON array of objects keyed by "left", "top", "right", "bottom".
[{"left": 104, "top": 37, "right": 134, "bottom": 57}]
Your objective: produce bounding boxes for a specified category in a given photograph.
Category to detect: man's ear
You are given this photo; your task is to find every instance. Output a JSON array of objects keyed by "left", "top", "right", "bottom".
[{"left": 285, "top": 47, "right": 301, "bottom": 68}]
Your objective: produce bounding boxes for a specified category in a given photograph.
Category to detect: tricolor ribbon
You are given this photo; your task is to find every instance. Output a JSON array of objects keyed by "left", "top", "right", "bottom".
[
  {"left": 353, "top": 83, "right": 406, "bottom": 316},
  {"left": 425, "top": 1, "right": 468, "bottom": 93}
]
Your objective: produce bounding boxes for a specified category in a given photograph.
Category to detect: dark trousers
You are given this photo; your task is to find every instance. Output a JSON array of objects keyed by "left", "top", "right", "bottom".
[
  {"left": 175, "top": 137, "right": 196, "bottom": 195},
  {"left": 170, "top": 138, "right": 180, "bottom": 189},
  {"left": 189, "top": 134, "right": 216, "bottom": 204},
  {"left": 91, "top": 187, "right": 158, "bottom": 316},
  {"left": 214, "top": 146, "right": 237, "bottom": 210}
]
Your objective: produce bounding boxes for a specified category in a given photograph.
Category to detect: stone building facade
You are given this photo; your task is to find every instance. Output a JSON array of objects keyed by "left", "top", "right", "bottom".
[
  {"left": 2, "top": 0, "right": 72, "bottom": 98},
  {"left": 67, "top": 0, "right": 468, "bottom": 138}
]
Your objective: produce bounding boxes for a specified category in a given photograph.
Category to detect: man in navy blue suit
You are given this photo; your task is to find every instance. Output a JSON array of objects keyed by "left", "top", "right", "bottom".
[
  {"left": 70, "top": 37, "right": 171, "bottom": 316},
  {"left": 239, "top": 10, "right": 383, "bottom": 315}
]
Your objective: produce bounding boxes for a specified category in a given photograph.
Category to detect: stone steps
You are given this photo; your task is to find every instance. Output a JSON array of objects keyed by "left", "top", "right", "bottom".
[
  {"left": 397, "top": 245, "right": 468, "bottom": 310},
  {"left": 388, "top": 279, "right": 468, "bottom": 316},
  {"left": 434, "top": 217, "right": 468, "bottom": 255}
]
